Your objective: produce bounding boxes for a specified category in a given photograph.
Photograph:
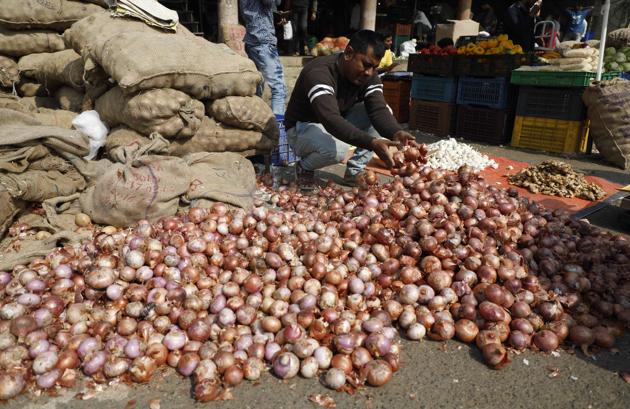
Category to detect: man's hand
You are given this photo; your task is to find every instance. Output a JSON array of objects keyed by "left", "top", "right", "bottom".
[
  {"left": 310, "top": 11, "right": 317, "bottom": 21},
  {"left": 370, "top": 138, "right": 401, "bottom": 169},
  {"left": 392, "top": 130, "right": 415, "bottom": 145}
]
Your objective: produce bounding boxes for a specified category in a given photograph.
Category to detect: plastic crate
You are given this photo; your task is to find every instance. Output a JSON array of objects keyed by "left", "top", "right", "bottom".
[
  {"left": 511, "top": 116, "right": 589, "bottom": 153},
  {"left": 271, "top": 114, "right": 297, "bottom": 166},
  {"left": 455, "top": 54, "right": 532, "bottom": 77},
  {"left": 411, "top": 74, "right": 457, "bottom": 102},
  {"left": 409, "top": 99, "right": 456, "bottom": 137},
  {"left": 407, "top": 54, "right": 457, "bottom": 76},
  {"left": 622, "top": 72, "right": 630, "bottom": 80},
  {"left": 455, "top": 105, "right": 510, "bottom": 145},
  {"left": 456, "top": 76, "right": 508, "bottom": 109},
  {"left": 383, "top": 78, "right": 411, "bottom": 123},
  {"left": 510, "top": 70, "right": 622, "bottom": 87},
  {"left": 516, "top": 86, "right": 586, "bottom": 121}
]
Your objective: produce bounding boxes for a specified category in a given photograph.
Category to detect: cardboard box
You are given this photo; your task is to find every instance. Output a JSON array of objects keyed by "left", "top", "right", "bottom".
[{"left": 435, "top": 19, "right": 479, "bottom": 44}]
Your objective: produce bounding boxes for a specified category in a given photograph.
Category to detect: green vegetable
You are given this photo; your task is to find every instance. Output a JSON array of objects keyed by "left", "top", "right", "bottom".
[
  {"left": 605, "top": 47, "right": 617, "bottom": 56},
  {"left": 609, "top": 61, "right": 620, "bottom": 70},
  {"left": 615, "top": 52, "right": 627, "bottom": 63},
  {"left": 623, "top": 62, "right": 630, "bottom": 72}
]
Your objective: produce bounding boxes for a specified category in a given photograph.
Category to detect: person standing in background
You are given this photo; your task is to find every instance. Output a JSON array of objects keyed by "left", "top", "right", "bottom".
[
  {"left": 504, "top": 0, "right": 542, "bottom": 52},
  {"left": 240, "top": 0, "right": 287, "bottom": 116},
  {"left": 564, "top": 2, "right": 593, "bottom": 41},
  {"left": 290, "top": 0, "right": 318, "bottom": 56},
  {"left": 475, "top": 1, "right": 498, "bottom": 35}
]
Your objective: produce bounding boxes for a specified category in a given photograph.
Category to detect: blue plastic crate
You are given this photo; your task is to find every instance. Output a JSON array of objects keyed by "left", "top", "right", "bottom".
[
  {"left": 411, "top": 74, "right": 458, "bottom": 102},
  {"left": 456, "top": 76, "right": 508, "bottom": 109},
  {"left": 271, "top": 114, "right": 298, "bottom": 166},
  {"left": 622, "top": 72, "right": 630, "bottom": 81}
]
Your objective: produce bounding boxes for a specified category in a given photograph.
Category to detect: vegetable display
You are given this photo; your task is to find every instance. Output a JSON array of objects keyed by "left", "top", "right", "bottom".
[
  {"left": 310, "top": 37, "right": 349, "bottom": 57},
  {"left": 0, "top": 141, "right": 627, "bottom": 403},
  {"left": 603, "top": 46, "right": 630, "bottom": 72},
  {"left": 456, "top": 35, "right": 524, "bottom": 56}
]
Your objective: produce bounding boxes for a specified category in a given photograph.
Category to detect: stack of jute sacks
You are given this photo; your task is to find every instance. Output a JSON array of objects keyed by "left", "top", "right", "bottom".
[{"left": 0, "top": 1, "right": 278, "bottom": 248}]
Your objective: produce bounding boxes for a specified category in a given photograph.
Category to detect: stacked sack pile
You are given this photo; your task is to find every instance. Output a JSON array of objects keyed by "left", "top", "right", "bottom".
[{"left": 0, "top": 1, "right": 278, "bottom": 256}]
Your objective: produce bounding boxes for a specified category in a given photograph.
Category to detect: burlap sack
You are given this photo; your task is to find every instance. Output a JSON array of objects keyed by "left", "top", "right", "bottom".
[
  {"left": 70, "top": 0, "right": 110, "bottom": 6},
  {"left": 0, "top": 93, "right": 37, "bottom": 114},
  {"left": 21, "top": 96, "right": 60, "bottom": 110},
  {"left": 0, "top": 109, "right": 88, "bottom": 202},
  {"left": 104, "top": 127, "right": 153, "bottom": 163},
  {"left": 63, "top": 12, "right": 171, "bottom": 54},
  {"left": 607, "top": 28, "right": 630, "bottom": 49},
  {"left": 0, "top": 28, "right": 65, "bottom": 57},
  {"left": 168, "top": 117, "right": 275, "bottom": 156},
  {"left": 33, "top": 108, "right": 76, "bottom": 129},
  {"left": 79, "top": 136, "right": 191, "bottom": 226},
  {"left": 207, "top": 96, "right": 279, "bottom": 140},
  {"left": 0, "top": 108, "right": 89, "bottom": 157},
  {"left": 81, "top": 81, "right": 110, "bottom": 111},
  {"left": 183, "top": 152, "right": 256, "bottom": 210},
  {"left": 0, "top": 56, "right": 18, "bottom": 88},
  {"left": 96, "top": 87, "right": 204, "bottom": 138},
  {"left": 17, "top": 80, "right": 48, "bottom": 97},
  {"left": 0, "top": 153, "right": 86, "bottom": 202},
  {"left": 89, "top": 31, "right": 261, "bottom": 99},
  {"left": 55, "top": 86, "right": 84, "bottom": 112},
  {"left": 583, "top": 79, "right": 630, "bottom": 170},
  {"left": 18, "top": 50, "right": 84, "bottom": 89},
  {"left": 0, "top": 230, "right": 90, "bottom": 271},
  {"left": 0, "top": 186, "right": 21, "bottom": 241},
  {"left": 0, "top": 0, "right": 103, "bottom": 31}
]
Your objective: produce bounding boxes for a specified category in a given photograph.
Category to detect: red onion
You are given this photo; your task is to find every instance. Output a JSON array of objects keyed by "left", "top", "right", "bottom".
[
  {"left": 364, "top": 359, "right": 393, "bottom": 386},
  {"left": 0, "top": 371, "right": 25, "bottom": 399},
  {"left": 533, "top": 330, "right": 560, "bottom": 352},
  {"left": 273, "top": 352, "right": 299, "bottom": 379}
]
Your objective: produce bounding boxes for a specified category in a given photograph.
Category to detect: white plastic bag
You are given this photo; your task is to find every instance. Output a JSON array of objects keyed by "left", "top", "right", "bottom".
[
  {"left": 283, "top": 21, "right": 293, "bottom": 40},
  {"left": 72, "top": 110, "right": 109, "bottom": 160},
  {"left": 399, "top": 39, "right": 417, "bottom": 59}
]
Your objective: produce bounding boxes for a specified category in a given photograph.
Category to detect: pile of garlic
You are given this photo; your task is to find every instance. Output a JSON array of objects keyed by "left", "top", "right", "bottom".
[{"left": 425, "top": 138, "right": 498, "bottom": 172}]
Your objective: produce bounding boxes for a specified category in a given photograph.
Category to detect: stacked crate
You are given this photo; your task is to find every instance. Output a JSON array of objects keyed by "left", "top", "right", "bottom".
[
  {"left": 506, "top": 71, "right": 623, "bottom": 154},
  {"left": 454, "top": 67, "right": 515, "bottom": 145},
  {"left": 511, "top": 86, "right": 589, "bottom": 153},
  {"left": 407, "top": 54, "right": 458, "bottom": 137}
]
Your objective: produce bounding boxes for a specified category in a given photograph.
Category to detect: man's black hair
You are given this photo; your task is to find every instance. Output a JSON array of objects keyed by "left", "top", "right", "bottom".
[
  {"left": 379, "top": 30, "right": 393, "bottom": 40},
  {"left": 437, "top": 38, "right": 454, "bottom": 48},
  {"left": 348, "top": 30, "right": 386, "bottom": 60}
]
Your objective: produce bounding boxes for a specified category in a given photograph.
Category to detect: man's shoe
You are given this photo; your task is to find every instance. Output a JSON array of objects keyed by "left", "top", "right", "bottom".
[
  {"left": 295, "top": 162, "right": 317, "bottom": 192},
  {"left": 340, "top": 170, "right": 360, "bottom": 187}
]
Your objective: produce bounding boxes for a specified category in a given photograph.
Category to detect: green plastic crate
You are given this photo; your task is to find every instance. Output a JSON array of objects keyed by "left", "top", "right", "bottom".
[{"left": 510, "top": 70, "right": 621, "bottom": 87}]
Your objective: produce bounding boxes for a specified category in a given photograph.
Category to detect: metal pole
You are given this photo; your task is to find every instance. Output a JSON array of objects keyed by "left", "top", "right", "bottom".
[{"left": 596, "top": 0, "right": 611, "bottom": 81}]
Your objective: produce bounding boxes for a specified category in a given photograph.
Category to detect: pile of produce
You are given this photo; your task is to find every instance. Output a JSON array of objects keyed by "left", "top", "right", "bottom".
[
  {"left": 603, "top": 46, "right": 630, "bottom": 72},
  {"left": 456, "top": 35, "right": 524, "bottom": 56},
  {"left": 418, "top": 44, "right": 457, "bottom": 56},
  {"left": 310, "top": 37, "right": 349, "bottom": 57},
  {"left": 426, "top": 138, "right": 498, "bottom": 172},
  {"left": 523, "top": 44, "right": 599, "bottom": 72},
  {"left": 507, "top": 161, "right": 606, "bottom": 201},
  {"left": 0, "top": 142, "right": 628, "bottom": 403}
]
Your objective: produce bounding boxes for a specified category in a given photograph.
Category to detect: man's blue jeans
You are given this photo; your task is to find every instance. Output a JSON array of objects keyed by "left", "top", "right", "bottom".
[
  {"left": 245, "top": 43, "right": 287, "bottom": 116},
  {"left": 286, "top": 103, "right": 378, "bottom": 177}
]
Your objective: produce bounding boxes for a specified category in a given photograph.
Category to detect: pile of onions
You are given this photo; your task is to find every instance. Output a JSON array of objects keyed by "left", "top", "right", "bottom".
[{"left": 0, "top": 140, "right": 628, "bottom": 402}]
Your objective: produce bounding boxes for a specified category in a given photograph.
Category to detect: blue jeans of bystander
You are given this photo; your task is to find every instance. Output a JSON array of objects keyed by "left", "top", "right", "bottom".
[{"left": 245, "top": 43, "right": 287, "bottom": 116}]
